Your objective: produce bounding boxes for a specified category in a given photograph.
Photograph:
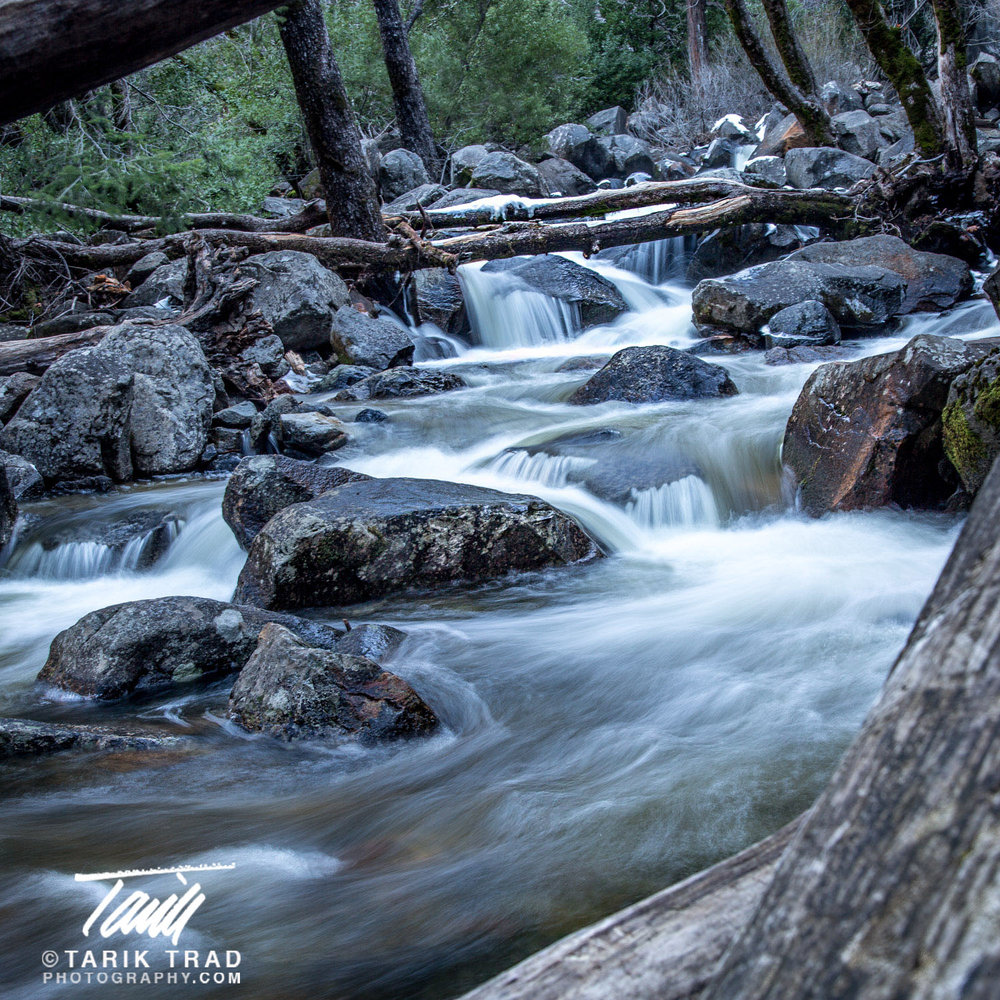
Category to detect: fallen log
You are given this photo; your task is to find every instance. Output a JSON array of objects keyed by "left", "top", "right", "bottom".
[
  {"left": 458, "top": 817, "right": 803, "bottom": 1000},
  {"left": 0, "top": 327, "right": 108, "bottom": 376},
  {"left": 0, "top": 0, "right": 288, "bottom": 127},
  {"left": 703, "top": 451, "right": 1000, "bottom": 999},
  {"left": 0, "top": 195, "right": 328, "bottom": 235},
  {"left": 12, "top": 188, "right": 854, "bottom": 274}
]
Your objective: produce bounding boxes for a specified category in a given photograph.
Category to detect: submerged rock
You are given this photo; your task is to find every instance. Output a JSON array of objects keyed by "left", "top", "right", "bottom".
[
  {"left": 569, "top": 346, "right": 739, "bottom": 405},
  {"left": 481, "top": 254, "right": 628, "bottom": 329},
  {"left": 335, "top": 367, "right": 467, "bottom": 401},
  {"left": 783, "top": 335, "right": 994, "bottom": 514},
  {"left": 763, "top": 300, "right": 841, "bottom": 348},
  {"left": 39, "top": 596, "right": 343, "bottom": 700},
  {"left": 228, "top": 623, "right": 436, "bottom": 743},
  {"left": 0, "top": 717, "right": 187, "bottom": 759},
  {"left": 234, "top": 477, "right": 601, "bottom": 610},
  {"left": 223, "top": 455, "right": 372, "bottom": 549}
]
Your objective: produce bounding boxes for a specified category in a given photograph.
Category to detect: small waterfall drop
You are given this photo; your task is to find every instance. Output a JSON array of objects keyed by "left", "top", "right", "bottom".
[
  {"left": 459, "top": 263, "right": 580, "bottom": 348},
  {"left": 486, "top": 450, "right": 597, "bottom": 489},
  {"left": 625, "top": 476, "right": 721, "bottom": 530}
]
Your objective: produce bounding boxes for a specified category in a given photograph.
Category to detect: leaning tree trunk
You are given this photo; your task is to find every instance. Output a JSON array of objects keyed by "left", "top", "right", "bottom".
[
  {"left": 278, "top": 0, "right": 385, "bottom": 243},
  {"left": 723, "top": 0, "right": 834, "bottom": 146},
  {"left": 372, "top": 0, "right": 439, "bottom": 175},
  {"left": 0, "top": 0, "right": 288, "bottom": 126},
  {"left": 687, "top": 0, "right": 710, "bottom": 89},
  {"left": 932, "top": 0, "right": 979, "bottom": 167},
  {"left": 760, "top": 0, "right": 818, "bottom": 97},
  {"left": 703, "top": 450, "right": 1000, "bottom": 998},
  {"left": 844, "top": 0, "right": 949, "bottom": 158}
]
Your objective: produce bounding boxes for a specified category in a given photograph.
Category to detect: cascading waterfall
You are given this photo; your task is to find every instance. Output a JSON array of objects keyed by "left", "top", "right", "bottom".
[
  {"left": 625, "top": 477, "right": 721, "bottom": 530},
  {"left": 486, "top": 450, "right": 597, "bottom": 489},
  {"left": 459, "top": 262, "right": 581, "bottom": 348},
  {"left": 597, "top": 236, "right": 694, "bottom": 285}
]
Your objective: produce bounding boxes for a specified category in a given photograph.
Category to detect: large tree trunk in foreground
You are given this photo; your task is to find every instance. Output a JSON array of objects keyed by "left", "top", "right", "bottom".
[
  {"left": 0, "top": 0, "right": 287, "bottom": 127},
  {"left": 278, "top": 0, "right": 385, "bottom": 242},
  {"left": 372, "top": 0, "right": 439, "bottom": 175},
  {"left": 723, "top": 0, "right": 833, "bottom": 146},
  {"left": 459, "top": 818, "right": 803, "bottom": 1000},
  {"left": 703, "top": 452, "right": 1000, "bottom": 998},
  {"left": 932, "top": 0, "right": 979, "bottom": 167},
  {"left": 844, "top": 0, "right": 948, "bottom": 159}
]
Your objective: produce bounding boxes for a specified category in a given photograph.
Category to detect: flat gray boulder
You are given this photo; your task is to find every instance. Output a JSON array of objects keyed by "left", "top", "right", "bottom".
[
  {"left": 784, "top": 147, "right": 876, "bottom": 190},
  {"left": 233, "top": 477, "right": 601, "bottom": 609},
  {"left": 329, "top": 305, "right": 415, "bottom": 370},
  {"left": 228, "top": 623, "right": 436, "bottom": 743},
  {"left": 0, "top": 717, "right": 187, "bottom": 759},
  {"left": 470, "top": 152, "right": 544, "bottom": 196},
  {"left": 335, "top": 367, "right": 467, "bottom": 401}
]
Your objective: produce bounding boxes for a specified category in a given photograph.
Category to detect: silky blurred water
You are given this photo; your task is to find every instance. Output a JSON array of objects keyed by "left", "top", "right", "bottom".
[{"left": 1, "top": 245, "right": 996, "bottom": 999}]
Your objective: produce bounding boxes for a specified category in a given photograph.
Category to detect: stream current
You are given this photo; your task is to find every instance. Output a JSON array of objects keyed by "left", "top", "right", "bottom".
[{"left": 1, "top": 239, "right": 996, "bottom": 999}]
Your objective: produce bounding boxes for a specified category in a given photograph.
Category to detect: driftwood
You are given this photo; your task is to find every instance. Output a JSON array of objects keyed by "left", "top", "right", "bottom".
[
  {"left": 0, "top": 327, "right": 108, "bottom": 376},
  {"left": 0, "top": 0, "right": 287, "bottom": 127},
  {"left": 459, "top": 817, "right": 803, "bottom": 1000},
  {"left": 10, "top": 187, "right": 853, "bottom": 276},
  {"left": 0, "top": 195, "right": 328, "bottom": 235}
]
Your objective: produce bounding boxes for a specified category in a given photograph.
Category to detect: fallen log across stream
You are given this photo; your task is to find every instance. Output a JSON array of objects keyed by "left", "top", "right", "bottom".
[{"left": 457, "top": 451, "right": 1000, "bottom": 999}]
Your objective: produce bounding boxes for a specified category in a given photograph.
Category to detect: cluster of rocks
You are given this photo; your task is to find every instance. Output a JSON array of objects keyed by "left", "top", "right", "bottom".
[{"left": 783, "top": 334, "right": 1000, "bottom": 515}]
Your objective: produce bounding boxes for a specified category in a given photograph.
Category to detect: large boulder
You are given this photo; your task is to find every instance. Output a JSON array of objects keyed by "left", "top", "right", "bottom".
[
  {"left": 755, "top": 113, "right": 811, "bottom": 158},
  {"left": 380, "top": 148, "right": 429, "bottom": 201},
  {"left": 0, "top": 340, "right": 134, "bottom": 483},
  {"left": 450, "top": 144, "right": 490, "bottom": 187},
  {"left": 942, "top": 350, "right": 1000, "bottom": 496},
  {"left": 821, "top": 81, "right": 864, "bottom": 115},
  {"left": 223, "top": 454, "right": 372, "bottom": 549},
  {"left": 276, "top": 412, "right": 349, "bottom": 458},
  {"left": 687, "top": 224, "right": 816, "bottom": 283},
  {"left": 38, "top": 596, "right": 344, "bottom": 700},
  {"left": 971, "top": 53, "right": 1000, "bottom": 113},
  {"left": 470, "top": 152, "right": 544, "bottom": 196},
  {"left": 831, "top": 109, "right": 888, "bottom": 161},
  {"left": 788, "top": 235, "right": 973, "bottom": 312},
  {"left": 240, "top": 251, "right": 350, "bottom": 352},
  {"left": 537, "top": 157, "right": 597, "bottom": 197},
  {"left": 123, "top": 258, "right": 187, "bottom": 309},
  {"left": 569, "top": 346, "right": 738, "bottom": 405},
  {"left": 100, "top": 324, "right": 214, "bottom": 476},
  {"left": 784, "top": 147, "right": 877, "bottom": 190},
  {"left": 0, "top": 372, "right": 40, "bottom": 424},
  {"left": 692, "top": 260, "right": 905, "bottom": 341},
  {"left": 545, "top": 124, "right": 612, "bottom": 180},
  {"left": 228, "top": 623, "right": 437, "bottom": 743},
  {"left": 411, "top": 269, "right": 470, "bottom": 336},
  {"left": 428, "top": 187, "right": 501, "bottom": 210},
  {"left": 240, "top": 334, "right": 290, "bottom": 381},
  {"left": 742, "top": 156, "right": 786, "bottom": 187},
  {"left": 783, "top": 335, "right": 994, "bottom": 514},
  {"left": 233, "top": 477, "right": 601, "bottom": 609},
  {"left": 383, "top": 183, "right": 448, "bottom": 214},
  {"left": 335, "top": 367, "right": 467, "bottom": 401},
  {"left": 329, "top": 306, "right": 415, "bottom": 370},
  {"left": 480, "top": 255, "right": 628, "bottom": 329}
]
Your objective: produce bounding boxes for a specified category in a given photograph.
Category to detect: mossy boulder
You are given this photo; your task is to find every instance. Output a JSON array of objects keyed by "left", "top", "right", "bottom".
[{"left": 943, "top": 351, "right": 1000, "bottom": 495}]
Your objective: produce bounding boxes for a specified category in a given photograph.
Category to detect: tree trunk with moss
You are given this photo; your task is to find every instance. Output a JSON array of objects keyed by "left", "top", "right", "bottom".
[
  {"left": 932, "top": 0, "right": 979, "bottom": 166},
  {"left": 278, "top": 0, "right": 385, "bottom": 243},
  {"left": 760, "top": 0, "right": 818, "bottom": 97},
  {"left": 723, "top": 0, "right": 834, "bottom": 146},
  {"left": 372, "top": 0, "right": 439, "bottom": 176},
  {"left": 844, "top": 0, "right": 948, "bottom": 158}
]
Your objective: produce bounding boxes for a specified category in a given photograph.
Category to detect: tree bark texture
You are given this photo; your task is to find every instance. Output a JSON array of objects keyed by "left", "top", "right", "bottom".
[
  {"left": 278, "top": 0, "right": 385, "bottom": 242},
  {"left": 372, "top": 0, "right": 439, "bottom": 174},
  {"left": 760, "top": 0, "right": 818, "bottom": 97},
  {"left": 932, "top": 0, "right": 979, "bottom": 166},
  {"left": 687, "top": 0, "right": 709, "bottom": 87},
  {"left": 0, "top": 0, "right": 287, "bottom": 126}
]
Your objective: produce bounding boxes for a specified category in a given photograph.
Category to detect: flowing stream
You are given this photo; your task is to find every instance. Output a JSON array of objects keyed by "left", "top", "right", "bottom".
[{"left": 2, "top": 243, "right": 998, "bottom": 999}]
